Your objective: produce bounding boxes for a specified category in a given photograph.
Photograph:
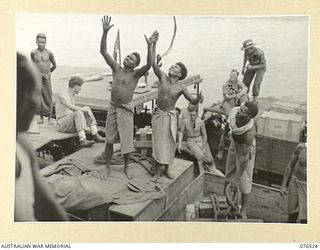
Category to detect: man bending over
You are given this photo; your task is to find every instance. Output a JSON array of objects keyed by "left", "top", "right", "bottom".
[{"left": 55, "top": 76, "right": 105, "bottom": 147}]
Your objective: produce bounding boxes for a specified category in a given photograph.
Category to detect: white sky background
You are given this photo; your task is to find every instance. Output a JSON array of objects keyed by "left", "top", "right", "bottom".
[{"left": 16, "top": 13, "right": 309, "bottom": 103}]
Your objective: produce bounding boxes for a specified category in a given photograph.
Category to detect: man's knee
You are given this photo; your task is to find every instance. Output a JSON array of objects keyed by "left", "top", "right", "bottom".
[
  {"left": 75, "top": 110, "right": 85, "bottom": 117},
  {"left": 74, "top": 110, "right": 86, "bottom": 125},
  {"left": 83, "top": 106, "right": 93, "bottom": 113}
]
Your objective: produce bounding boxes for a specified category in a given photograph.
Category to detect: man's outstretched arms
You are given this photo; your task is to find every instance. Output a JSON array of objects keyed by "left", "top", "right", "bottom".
[{"left": 100, "top": 15, "right": 120, "bottom": 72}]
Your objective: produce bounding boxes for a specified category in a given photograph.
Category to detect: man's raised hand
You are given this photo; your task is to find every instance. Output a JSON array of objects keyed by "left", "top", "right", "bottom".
[
  {"left": 144, "top": 30, "right": 159, "bottom": 46},
  {"left": 152, "top": 30, "right": 159, "bottom": 44},
  {"left": 102, "top": 15, "right": 114, "bottom": 32}
]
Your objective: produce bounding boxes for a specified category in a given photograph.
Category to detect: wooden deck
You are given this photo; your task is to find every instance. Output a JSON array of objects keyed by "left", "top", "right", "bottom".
[
  {"left": 40, "top": 143, "right": 196, "bottom": 221},
  {"left": 203, "top": 173, "right": 288, "bottom": 222},
  {"left": 26, "top": 122, "right": 78, "bottom": 150}
]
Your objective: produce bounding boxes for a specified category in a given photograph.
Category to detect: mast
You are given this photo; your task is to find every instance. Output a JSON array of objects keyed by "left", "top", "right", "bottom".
[{"left": 113, "top": 29, "right": 121, "bottom": 64}]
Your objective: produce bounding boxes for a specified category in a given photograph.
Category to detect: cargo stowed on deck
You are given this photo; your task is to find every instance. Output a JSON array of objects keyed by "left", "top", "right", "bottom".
[
  {"left": 39, "top": 142, "right": 199, "bottom": 221},
  {"left": 202, "top": 98, "right": 306, "bottom": 181},
  {"left": 186, "top": 173, "right": 288, "bottom": 223},
  {"left": 257, "top": 111, "right": 303, "bottom": 143}
]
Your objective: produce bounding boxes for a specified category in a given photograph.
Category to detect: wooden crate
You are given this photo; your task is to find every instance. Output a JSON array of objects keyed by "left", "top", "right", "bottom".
[
  {"left": 271, "top": 100, "right": 307, "bottom": 120},
  {"left": 257, "top": 111, "right": 303, "bottom": 142},
  {"left": 255, "top": 136, "right": 298, "bottom": 175},
  {"left": 134, "top": 126, "right": 153, "bottom": 156}
]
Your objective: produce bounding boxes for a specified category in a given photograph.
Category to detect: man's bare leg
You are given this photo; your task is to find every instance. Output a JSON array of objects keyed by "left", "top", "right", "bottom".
[
  {"left": 38, "top": 114, "right": 44, "bottom": 124},
  {"left": 105, "top": 143, "right": 113, "bottom": 177},
  {"left": 240, "top": 193, "right": 250, "bottom": 220},
  {"left": 152, "top": 161, "right": 161, "bottom": 179},
  {"left": 123, "top": 153, "right": 132, "bottom": 179},
  {"left": 216, "top": 134, "right": 225, "bottom": 161},
  {"left": 198, "top": 160, "right": 206, "bottom": 173},
  {"left": 162, "top": 164, "right": 174, "bottom": 180}
]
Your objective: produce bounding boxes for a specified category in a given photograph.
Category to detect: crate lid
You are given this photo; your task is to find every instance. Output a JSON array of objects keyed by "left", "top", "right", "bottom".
[
  {"left": 271, "top": 100, "right": 301, "bottom": 109},
  {"left": 260, "top": 111, "right": 303, "bottom": 122}
]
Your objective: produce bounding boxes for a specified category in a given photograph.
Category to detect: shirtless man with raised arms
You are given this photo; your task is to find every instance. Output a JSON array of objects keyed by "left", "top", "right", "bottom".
[{"left": 96, "top": 15, "right": 157, "bottom": 178}]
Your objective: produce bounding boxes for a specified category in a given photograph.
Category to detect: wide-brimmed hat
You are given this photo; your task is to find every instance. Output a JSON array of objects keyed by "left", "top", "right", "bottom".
[{"left": 241, "top": 39, "right": 256, "bottom": 51}]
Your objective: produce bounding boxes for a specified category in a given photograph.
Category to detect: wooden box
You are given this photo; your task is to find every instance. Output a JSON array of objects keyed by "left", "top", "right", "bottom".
[
  {"left": 255, "top": 135, "right": 298, "bottom": 175},
  {"left": 271, "top": 100, "right": 307, "bottom": 120},
  {"left": 134, "top": 126, "right": 153, "bottom": 156},
  {"left": 257, "top": 111, "right": 303, "bottom": 142}
]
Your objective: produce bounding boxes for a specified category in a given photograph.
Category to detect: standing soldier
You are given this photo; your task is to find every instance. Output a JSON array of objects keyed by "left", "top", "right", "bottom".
[{"left": 241, "top": 39, "right": 266, "bottom": 103}]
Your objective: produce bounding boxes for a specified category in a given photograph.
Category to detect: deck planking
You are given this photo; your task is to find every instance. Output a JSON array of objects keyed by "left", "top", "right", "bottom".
[
  {"left": 27, "top": 122, "right": 79, "bottom": 150},
  {"left": 39, "top": 143, "right": 194, "bottom": 221}
]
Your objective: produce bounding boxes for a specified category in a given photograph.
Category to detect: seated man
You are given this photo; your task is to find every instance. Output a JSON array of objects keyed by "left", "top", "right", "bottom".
[
  {"left": 178, "top": 109, "right": 223, "bottom": 176},
  {"left": 55, "top": 76, "right": 105, "bottom": 147},
  {"left": 179, "top": 102, "right": 199, "bottom": 122},
  {"left": 203, "top": 69, "right": 248, "bottom": 118},
  {"left": 203, "top": 69, "right": 248, "bottom": 160}
]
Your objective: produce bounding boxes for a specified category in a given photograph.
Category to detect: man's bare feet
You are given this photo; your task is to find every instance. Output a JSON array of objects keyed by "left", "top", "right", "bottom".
[
  {"left": 124, "top": 167, "right": 132, "bottom": 179},
  {"left": 161, "top": 165, "right": 174, "bottom": 180},
  {"left": 105, "top": 166, "right": 111, "bottom": 178},
  {"left": 240, "top": 208, "right": 248, "bottom": 220}
]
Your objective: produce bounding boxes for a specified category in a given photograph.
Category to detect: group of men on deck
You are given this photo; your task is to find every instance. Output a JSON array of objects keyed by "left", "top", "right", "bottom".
[{"left": 24, "top": 15, "right": 307, "bottom": 223}]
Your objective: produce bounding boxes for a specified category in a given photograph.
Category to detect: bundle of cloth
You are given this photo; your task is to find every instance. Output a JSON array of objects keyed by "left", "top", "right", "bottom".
[{"left": 43, "top": 158, "right": 166, "bottom": 211}]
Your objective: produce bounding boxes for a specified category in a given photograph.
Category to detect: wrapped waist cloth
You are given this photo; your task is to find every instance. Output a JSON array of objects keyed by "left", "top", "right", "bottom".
[
  {"left": 288, "top": 177, "right": 307, "bottom": 221},
  {"left": 152, "top": 107, "right": 177, "bottom": 165}
]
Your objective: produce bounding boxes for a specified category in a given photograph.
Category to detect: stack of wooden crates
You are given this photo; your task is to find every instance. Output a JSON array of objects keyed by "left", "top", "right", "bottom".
[
  {"left": 134, "top": 126, "right": 153, "bottom": 156},
  {"left": 254, "top": 99, "right": 306, "bottom": 177},
  {"left": 257, "top": 100, "right": 306, "bottom": 143}
]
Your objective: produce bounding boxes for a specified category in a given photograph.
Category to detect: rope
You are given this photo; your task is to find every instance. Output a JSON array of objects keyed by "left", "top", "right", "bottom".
[{"left": 161, "top": 16, "right": 177, "bottom": 58}]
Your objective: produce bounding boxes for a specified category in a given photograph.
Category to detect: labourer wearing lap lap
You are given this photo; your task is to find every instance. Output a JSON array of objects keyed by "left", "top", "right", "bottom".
[
  {"left": 96, "top": 15, "right": 158, "bottom": 179},
  {"left": 151, "top": 37, "right": 203, "bottom": 179},
  {"left": 224, "top": 101, "right": 259, "bottom": 220}
]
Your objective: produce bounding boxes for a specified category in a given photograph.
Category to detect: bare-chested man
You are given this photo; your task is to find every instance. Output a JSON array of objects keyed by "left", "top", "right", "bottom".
[
  {"left": 178, "top": 109, "right": 218, "bottom": 174},
  {"left": 224, "top": 101, "right": 258, "bottom": 220},
  {"left": 280, "top": 125, "right": 307, "bottom": 223},
  {"left": 152, "top": 47, "right": 203, "bottom": 179},
  {"left": 96, "top": 15, "right": 157, "bottom": 179},
  {"left": 31, "top": 33, "right": 57, "bottom": 124}
]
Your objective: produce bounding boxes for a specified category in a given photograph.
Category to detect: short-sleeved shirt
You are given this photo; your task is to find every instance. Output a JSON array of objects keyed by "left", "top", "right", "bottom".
[
  {"left": 245, "top": 47, "right": 266, "bottom": 67},
  {"left": 222, "top": 79, "right": 242, "bottom": 97}
]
